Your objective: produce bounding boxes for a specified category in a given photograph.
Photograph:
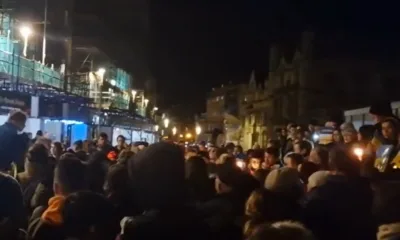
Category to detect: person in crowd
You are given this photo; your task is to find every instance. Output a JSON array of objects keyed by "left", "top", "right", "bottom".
[
  {"left": 244, "top": 189, "right": 302, "bottom": 238},
  {"left": 186, "top": 156, "right": 215, "bottom": 202},
  {"left": 115, "top": 135, "right": 127, "bottom": 154},
  {"left": 247, "top": 149, "right": 264, "bottom": 175},
  {"left": 264, "top": 167, "right": 304, "bottom": 203},
  {"left": 309, "top": 145, "right": 329, "bottom": 170},
  {"left": 62, "top": 191, "right": 119, "bottom": 240},
  {"left": 86, "top": 151, "right": 109, "bottom": 194},
  {"left": 302, "top": 146, "right": 375, "bottom": 240},
  {"left": 306, "top": 170, "right": 330, "bottom": 192},
  {"left": 264, "top": 147, "right": 281, "bottom": 170},
  {"left": 332, "top": 128, "right": 343, "bottom": 144},
  {"left": 267, "top": 139, "right": 280, "bottom": 149},
  {"left": 199, "top": 162, "right": 247, "bottom": 240},
  {"left": 293, "top": 140, "right": 312, "bottom": 160},
  {"left": 0, "top": 110, "right": 30, "bottom": 171},
  {"left": 298, "top": 162, "right": 320, "bottom": 185},
  {"left": 285, "top": 153, "right": 304, "bottom": 169},
  {"left": 71, "top": 140, "right": 88, "bottom": 161},
  {"left": 247, "top": 221, "right": 315, "bottom": 240},
  {"left": 0, "top": 171, "right": 26, "bottom": 239},
  {"left": 198, "top": 141, "right": 208, "bottom": 153},
  {"left": 32, "top": 130, "right": 43, "bottom": 144},
  {"left": 341, "top": 123, "right": 358, "bottom": 147},
  {"left": 117, "top": 149, "right": 134, "bottom": 165},
  {"left": 225, "top": 142, "right": 235, "bottom": 157},
  {"left": 28, "top": 156, "right": 88, "bottom": 239},
  {"left": 104, "top": 163, "right": 136, "bottom": 219},
  {"left": 120, "top": 142, "right": 210, "bottom": 240},
  {"left": 16, "top": 143, "right": 52, "bottom": 212},
  {"left": 370, "top": 100, "right": 400, "bottom": 152},
  {"left": 97, "top": 132, "right": 113, "bottom": 153},
  {"left": 358, "top": 124, "right": 375, "bottom": 146},
  {"left": 50, "top": 142, "right": 63, "bottom": 161},
  {"left": 234, "top": 145, "right": 246, "bottom": 160}
]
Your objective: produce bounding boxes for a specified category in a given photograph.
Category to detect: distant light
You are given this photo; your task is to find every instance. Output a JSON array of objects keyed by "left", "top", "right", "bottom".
[
  {"left": 172, "top": 126, "right": 177, "bottom": 136},
  {"left": 154, "top": 125, "right": 159, "bottom": 131},
  {"left": 185, "top": 133, "right": 192, "bottom": 139},
  {"left": 312, "top": 133, "right": 319, "bottom": 142},
  {"left": 179, "top": 134, "right": 183, "bottom": 138},
  {"left": 97, "top": 68, "right": 106, "bottom": 76},
  {"left": 19, "top": 26, "right": 32, "bottom": 38},
  {"left": 44, "top": 119, "right": 84, "bottom": 125},
  {"left": 153, "top": 107, "right": 158, "bottom": 111},
  {"left": 110, "top": 79, "right": 116, "bottom": 86},
  {"left": 195, "top": 125, "right": 202, "bottom": 135},
  {"left": 163, "top": 118, "right": 170, "bottom": 128}
]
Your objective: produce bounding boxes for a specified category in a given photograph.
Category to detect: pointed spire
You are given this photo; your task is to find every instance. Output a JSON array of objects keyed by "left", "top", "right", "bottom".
[{"left": 249, "top": 70, "right": 256, "bottom": 89}]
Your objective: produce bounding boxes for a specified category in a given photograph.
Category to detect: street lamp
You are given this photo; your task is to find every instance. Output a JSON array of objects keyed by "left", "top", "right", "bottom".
[
  {"left": 172, "top": 126, "right": 177, "bottom": 136},
  {"left": 19, "top": 26, "right": 32, "bottom": 57},
  {"left": 110, "top": 79, "right": 116, "bottom": 86},
  {"left": 144, "top": 99, "right": 149, "bottom": 108},
  {"left": 154, "top": 125, "right": 159, "bottom": 132},
  {"left": 163, "top": 118, "right": 170, "bottom": 128},
  {"left": 153, "top": 107, "right": 158, "bottom": 111},
  {"left": 97, "top": 68, "right": 106, "bottom": 76},
  {"left": 195, "top": 125, "right": 202, "bottom": 135}
]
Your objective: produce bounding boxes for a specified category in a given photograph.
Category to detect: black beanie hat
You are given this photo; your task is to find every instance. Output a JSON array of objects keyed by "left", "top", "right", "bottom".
[{"left": 370, "top": 100, "right": 393, "bottom": 117}]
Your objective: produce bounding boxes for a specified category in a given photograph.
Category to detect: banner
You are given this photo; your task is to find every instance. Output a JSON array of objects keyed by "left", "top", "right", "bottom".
[{"left": 0, "top": 91, "right": 31, "bottom": 115}]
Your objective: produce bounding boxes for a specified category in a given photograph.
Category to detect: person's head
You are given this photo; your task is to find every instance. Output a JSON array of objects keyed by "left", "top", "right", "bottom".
[
  {"left": 285, "top": 153, "right": 304, "bottom": 169},
  {"left": 35, "top": 137, "right": 52, "bottom": 151},
  {"left": 267, "top": 139, "right": 280, "bottom": 148},
  {"left": 127, "top": 142, "right": 186, "bottom": 211},
  {"left": 104, "top": 163, "right": 130, "bottom": 200},
  {"left": 293, "top": 140, "right": 312, "bottom": 157},
  {"left": 54, "top": 157, "right": 87, "bottom": 196},
  {"left": 281, "top": 128, "right": 287, "bottom": 137},
  {"left": 329, "top": 146, "right": 360, "bottom": 176},
  {"left": 264, "top": 147, "right": 280, "bottom": 166},
  {"left": 264, "top": 167, "right": 303, "bottom": 199},
  {"left": 309, "top": 146, "right": 329, "bottom": 170},
  {"left": 97, "top": 132, "right": 108, "bottom": 148},
  {"left": 36, "top": 130, "right": 43, "bottom": 137},
  {"left": 25, "top": 143, "right": 49, "bottom": 176},
  {"left": 72, "top": 140, "right": 83, "bottom": 152},
  {"left": 332, "top": 129, "right": 342, "bottom": 143},
  {"left": 369, "top": 100, "right": 394, "bottom": 124},
  {"left": 248, "top": 149, "right": 264, "bottom": 171},
  {"left": 307, "top": 171, "right": 330, "bottom": 192},
  {"left": 381, "top": 119, "right": 399, "bottom": 140},
  {"left": 234, "top": 145, "right": 243, "bottom": 155},
  {"left": 341, "top": 126, "right": 358, "bottom": 144},
  {"left": 358, "top": 125, "right": 375, "bottom": 142},
  {"left": 116, "top": 135, "right": 126, "bottom": 147},
  {"left": 7, "top": 110, "right": 27, "bottom": 131},
  {"left": 117, "top": 149, "right": 134, "bottom": 165},
  {"left": 288, "top": 124, "right": 298, "bottom": 137},
  {"left": 248, "top": 221, "right": 315, "bottom": 240},
  {"left": 225, "top": 142, "right": 235, "bottom": 155},
  {"left": 62, "top": 191, "right": 118, "bottom": 240},
  {"left": 51, "top": 142, "right": 63, "bottom": 158},
  {"left": 215, "top": 163, "right": 241, "bottom": 194}
]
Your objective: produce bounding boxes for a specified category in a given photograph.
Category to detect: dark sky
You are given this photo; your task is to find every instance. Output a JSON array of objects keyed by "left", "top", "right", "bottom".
[{"left": 76, "top": 0, "right": 400, "bottom": 117}]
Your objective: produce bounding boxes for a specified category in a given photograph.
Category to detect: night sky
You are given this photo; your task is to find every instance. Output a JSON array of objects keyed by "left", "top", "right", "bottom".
[{"left": 76, "top": 0, "right": 399, "bottom": 117}]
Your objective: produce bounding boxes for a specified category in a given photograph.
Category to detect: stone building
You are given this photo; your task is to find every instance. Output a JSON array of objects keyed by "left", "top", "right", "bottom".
[{"left": 240, "top": 30, "right": 387, "bottom": 149}]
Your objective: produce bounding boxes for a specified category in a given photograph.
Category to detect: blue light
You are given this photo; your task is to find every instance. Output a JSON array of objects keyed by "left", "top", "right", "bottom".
[{"left": 44, "top": 119, "right": 84, "bottom": 125}]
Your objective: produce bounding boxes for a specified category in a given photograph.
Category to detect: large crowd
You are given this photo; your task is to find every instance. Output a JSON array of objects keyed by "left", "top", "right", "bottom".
[{"left": 1, "top": 101, "right": 400, "bottom": 240}]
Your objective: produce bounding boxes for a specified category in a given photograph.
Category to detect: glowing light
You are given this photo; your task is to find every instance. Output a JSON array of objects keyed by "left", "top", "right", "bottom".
[
  {"left": 154, "top": 125, "right": 159, "bottom": 131},
  {"left": 144, "top": 99, "right": 149, "bottom": 107},
  {"left": 96, "top": 68, "right": 106, "bottom": 76},
  {"left": 353, "top": 147, "right": 364, "bottom": 161},
  {"left": 19, "top": 26, "right": 32, "bottom": 38},
  {"left": 172, "top": 126, "right": 177, "bottom": 136},
  {"left": 131, "top": 90, "right": 137, "bottom": 101},
  {"left": 163, "top": 118, "right": 170, "bottom": 128},
  {"left": 179, "top": 134, "right": 183, "bottom": 138},
  {"left": 44, "top": 119, "right": 84, "bottom": 125},
  {"left": 153, "top": 107, "right": 158, "bottom": 111},
  {"left": 236, "top": 160, "right": 245, "bottom": 169},
  {"left": 195, "top": 125, "right": 202, "bottom": 135},
  {"left": 185, "top": 133, "right": 192, "bottom": 139},
  {"left": 110, "top": 79, "right": 116, "bottom": 86},
  {"left": 312, "top": 133, "right": 319, "bottom": 142}
]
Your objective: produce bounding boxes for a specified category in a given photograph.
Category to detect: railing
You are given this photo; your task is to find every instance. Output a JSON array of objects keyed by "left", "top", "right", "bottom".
[{"left": 0, "top": 50, "right": 63, "bottom": 89}]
